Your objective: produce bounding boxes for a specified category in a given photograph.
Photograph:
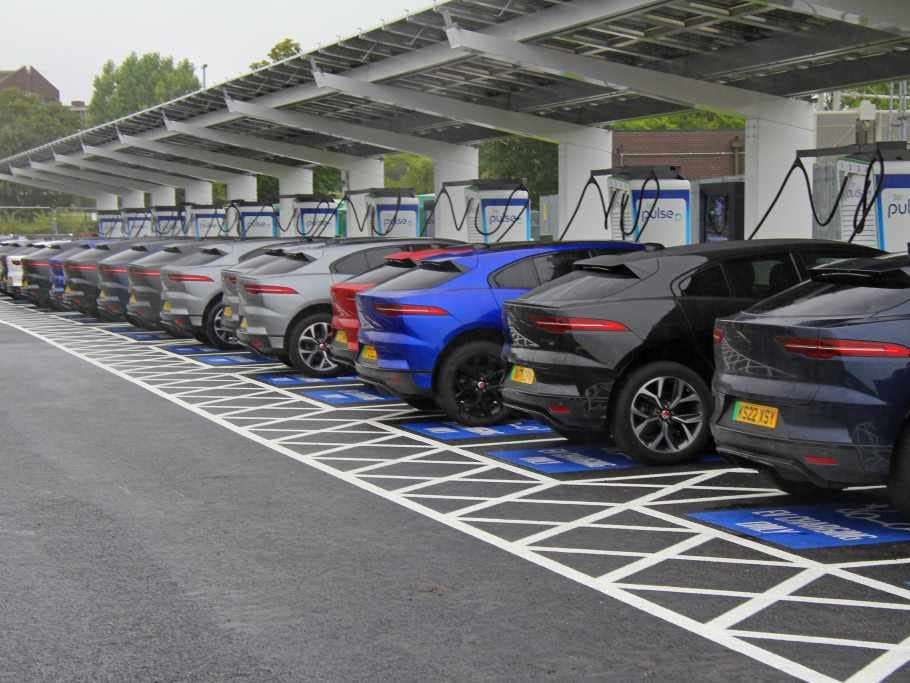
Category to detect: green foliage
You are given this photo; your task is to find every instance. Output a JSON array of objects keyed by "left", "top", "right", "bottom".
[
  {"left": 87, "top": 52, "right": 200, "bottom": 125},
  {"left": 479, "top": 137, "right": 557, "bottom": 207},
  {"left": 0, "top": 88, "right": 83, "bottom": 206},
  {"left": 384, "top": 153, "right": 434, "bottom": 195},
  {"left": 613, "top": 110, "right": 745, "bottom": 130},
  {"left": 0, "top": 208, "right": 98, "bottom": 235},
  {"left": 315, "top": 167, "right": 343, "bottom": 195},
  {"left": 250, "top": 38, "right": 302, "bottom": 70}
]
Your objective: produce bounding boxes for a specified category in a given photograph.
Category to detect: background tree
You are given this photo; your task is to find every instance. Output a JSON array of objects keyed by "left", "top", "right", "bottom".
[
  {"left": 0, "top": 88, "right": 82, "bottom": 206},
  {"left": 87, "top": 53, "right": 200, "bottom": 125},
  {"left": 479, "top": 137, "right": 557, "bottom": 207},
  {"left": 250, "top": 38, "right": 302, "bottom": 70},
  {"left": 384, "top": 153, "right": 434, "bottom": 194}
]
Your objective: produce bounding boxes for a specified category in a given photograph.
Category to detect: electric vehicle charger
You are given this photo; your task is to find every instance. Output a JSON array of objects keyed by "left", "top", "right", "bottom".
[{"left": 422, "top": 179, "right": 529, "bottom": 243}]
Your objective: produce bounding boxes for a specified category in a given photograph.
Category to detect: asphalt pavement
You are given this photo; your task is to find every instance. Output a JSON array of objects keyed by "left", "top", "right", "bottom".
[{"left": 0, "top": 322, "right": 790, "bottom": 681}]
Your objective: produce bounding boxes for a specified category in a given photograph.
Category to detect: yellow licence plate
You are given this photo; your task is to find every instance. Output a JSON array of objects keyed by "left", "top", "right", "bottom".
[
  {"left": 732, "top": 401, "right": 779, "bottom": 429},
  {"left": 129, "top": 294, "right": 138, "bottom": 304},
  {"left": 223, "top": 305, "right": 233, "bottom": 318},
  {"left": 361, "top": 345, "right": 378, "bottom": 361},
  {"left": 510, "top": 365, "right": 536, "bottom": 385},
  {"left": 334, "top": 329, "right": 348, "bottom": 344},
  {"left": 162, "top": 300, "right": 172, "bottom": 312},
  {"left": 65, "top": 286, "right": 73, "bottom": 294},
  {"left": 239, "top": 317, "right": 248, "bottom": 330}
]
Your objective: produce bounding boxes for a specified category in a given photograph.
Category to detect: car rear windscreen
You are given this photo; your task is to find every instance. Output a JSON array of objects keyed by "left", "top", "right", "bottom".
[
  {"left": 749, "top": 279, "right": 910, "bottom": 317},
  {"left": 524, "top": 267, "right": 641, "bottom": 303},
  {"left": 369, "top": 264, "right": 461, "bottom": 291}
]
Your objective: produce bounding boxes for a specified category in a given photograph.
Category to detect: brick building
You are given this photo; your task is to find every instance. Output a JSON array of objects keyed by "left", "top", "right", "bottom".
[
  {"left": 0, "top": 66, "right": 59, "bottom": 101},
  {"left": 612, "top": 129, "right": 745, "bottom": 179}
]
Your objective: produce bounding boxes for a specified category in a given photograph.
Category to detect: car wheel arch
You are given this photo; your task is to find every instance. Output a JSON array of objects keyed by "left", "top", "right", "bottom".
[
  {"left": 432, "top": 326, "right": 505, "bottom": 394},
  {"left": 284, "top": 302, "right": 333, "bottom": 351}
]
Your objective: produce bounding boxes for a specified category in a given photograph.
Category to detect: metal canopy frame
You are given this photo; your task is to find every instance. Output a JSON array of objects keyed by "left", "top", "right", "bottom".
[{"left": 2, "top": 0, "right": 909, "bottom": 176}]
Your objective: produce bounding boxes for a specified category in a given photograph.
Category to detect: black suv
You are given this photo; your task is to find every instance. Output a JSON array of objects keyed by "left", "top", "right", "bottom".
[{"left": 501, "top": 239, "right": 881, "bottom": 465}]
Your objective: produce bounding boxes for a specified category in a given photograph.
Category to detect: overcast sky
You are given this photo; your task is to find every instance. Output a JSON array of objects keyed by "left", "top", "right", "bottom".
[{"left": 4, "top": 0, "right": 421, "bottom": 103}]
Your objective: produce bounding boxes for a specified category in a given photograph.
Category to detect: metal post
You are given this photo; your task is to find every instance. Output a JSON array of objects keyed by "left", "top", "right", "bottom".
[
  {"left": 51, "top": 207, "right": 58, "bottom": 235},
  {"left": 901, "top": 81, "right": 908, "bottom": 142}
]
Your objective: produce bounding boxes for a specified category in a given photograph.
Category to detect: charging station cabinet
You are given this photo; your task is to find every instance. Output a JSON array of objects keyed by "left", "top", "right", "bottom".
[
  {"left": 466, "top": 180, "right": 531, "bottom": 243},
  {"left": 96, "top": 210, "right": 124, "bottom": 237},
  {"left": 835, "top": 156, "right": 910, "bottom": 251},
  {"left": 288, "top": 194, "right": 340, "bottom": 237},
  {"left": 185, "top": 204, "right": 226, "bottom": 238},
  {"left": 123, "top": 208, "right": 153, "bottom": 237},
  {"left": 151, "top": 206, "right": 184, "bottom": 237},
  {"left": 344, "top": 188, "right": 420, "bottom": 238},
  {"left": 227, "top": 200, "right": 279, "bottom": 238},
  {"left": 606, "top": 167, "right": 692, "bottom": 247}
]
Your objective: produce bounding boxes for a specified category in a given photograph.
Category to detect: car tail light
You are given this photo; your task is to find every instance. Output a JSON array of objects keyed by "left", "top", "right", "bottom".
[
  {"left": 804, "top": 455, "right": 838, "bottom": 465},
  {"left": 68, "top": 264, "right": 97, "bottom": 272},
  {"left": 29, "top": 261, "right": 49, "bottom": 268},
  {"left": 778, "top": 337, "right": 910, "bottom": 359},
  {"left": 332, "top": 284, "right": 371, "bottom": 317},
  {"left": 133, "top": 268, "right": 160, "bottom": 277},
  {"left": 713, "top": 327, "right": 724, "bottom": 345},
  {"left": 374, "top": 303, "right": 448, "bottom": 316},
  {"left": 530, "top": 315, "right": 628, "bottom": 334},
  {"left": 100, "top": 265, "right": 128, "bottom": 274},
  {"left": 167, "top": 273, "right": 214, "bottom": 283},
  {"left": 548, "top": 404, "right": 571, "bottom": 415},
  {"left": 243, "top": 283, "right": 298, "bottom": 295}
]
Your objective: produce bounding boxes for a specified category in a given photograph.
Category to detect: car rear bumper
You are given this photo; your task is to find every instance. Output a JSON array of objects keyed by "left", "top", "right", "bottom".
[
  {"left": 235, "top": 329, "right": 284, "bottom": 356},
  {"left": 328, "top": 338, "right": 357, "bottom": 369},
  {"left": 501, "top": 381, "right": 610, "bottom": 434},
  {"left": 713, "top": 424, "right": 889, "bottom": 487},
  {"left": 354, "top": 361, "right": 432, "bottom": 399}
]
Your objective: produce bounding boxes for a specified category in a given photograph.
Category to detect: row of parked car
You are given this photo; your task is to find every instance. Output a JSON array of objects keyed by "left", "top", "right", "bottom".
[{"left": 3, "top": 233, "right": 909, "bottom": 515}]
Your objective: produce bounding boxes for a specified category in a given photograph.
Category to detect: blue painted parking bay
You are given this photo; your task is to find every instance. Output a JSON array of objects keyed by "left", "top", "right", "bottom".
[
  {"left": 252, "top": 371, "right": 361, "bottom": 388},
  {"left": 192, "top": 352, "right": 277, "bottom": 366},
  {"left": 304, "top": 386, "right": 400, "bottom": 406},
  {"left": 690, "top": 502, "right": 910, "bottom": 549},
  {"left": 483, "top": 444, "right": 723, "bottom": 474},
  {"left": 399, "top": 419, "right": 554, "bottom": 442},
  {"left": 161, "top": 343, "right": 223, "bottom": 355}
]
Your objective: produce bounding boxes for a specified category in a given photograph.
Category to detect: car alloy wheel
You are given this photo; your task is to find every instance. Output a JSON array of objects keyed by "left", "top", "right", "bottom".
[
  {"left": 211, "top": 306, "right": 233, "bottom": 346},
  {"left": 296, "top": 321, "right": 337, "bottom": 374},
  {"left": 436, "top": 339, "right": 511, "bottom": 427},
  {"left": 613, "top": 361, "right": 712, "bottom": 466},
  {"left": 630, "top": 376, "right": 704, "bottom": 455}
]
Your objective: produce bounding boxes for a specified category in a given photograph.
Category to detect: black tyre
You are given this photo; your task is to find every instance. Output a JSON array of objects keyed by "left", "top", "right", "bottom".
[
  {"left": 889, "top": 428, "right": 910, "bottom": 519},
  {"left": 202, "top": 299, "right": 237, "bottom": 350},
  {"left": 612, "top": 361, "right": 712, "bottom": 466},
  {"left": 436, "top": 339, "right": 510, "bottom": 427},
  {"left": 402, "top": 396, "right": 438, "bottom": 412},
  {"left": 287, "top": 313, "right": 339, "bottom": 377}
]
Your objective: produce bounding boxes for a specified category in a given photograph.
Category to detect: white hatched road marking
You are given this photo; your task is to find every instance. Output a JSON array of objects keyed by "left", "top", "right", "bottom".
[{"left": 4, "top": 300, "right": 910, "bottom": 682}]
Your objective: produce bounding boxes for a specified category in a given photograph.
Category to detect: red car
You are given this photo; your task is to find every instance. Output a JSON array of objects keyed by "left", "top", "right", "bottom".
[{"left": 328, "top": 246, "right": 471, "bottom": 369}]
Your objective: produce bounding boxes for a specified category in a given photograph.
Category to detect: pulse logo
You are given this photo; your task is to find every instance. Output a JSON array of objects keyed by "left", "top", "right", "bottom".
[
  {"left": 641, "top": 207, "right": 683, "bottom": 222},
  {"left": 887, "top": 198, "right": 910, "bottom": 219},
  {"left": 488, "top": 212, "right": 525, "bottom": 223},
  {"left": 383, "top": 217, "right": 410, "bottom": 226}
]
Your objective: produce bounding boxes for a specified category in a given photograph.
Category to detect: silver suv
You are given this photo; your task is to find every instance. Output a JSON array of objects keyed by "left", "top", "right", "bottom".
[
  {"left": 159, "top": 238, "right": 301, "bottom": 348},
  {"left": 236, "top": 238, "right": 459, "bottom": 375}
]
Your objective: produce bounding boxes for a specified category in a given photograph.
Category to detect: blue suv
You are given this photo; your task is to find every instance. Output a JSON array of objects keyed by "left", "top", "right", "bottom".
[{"left": 355, "top": 241, "right": 648, "bottom": 425}]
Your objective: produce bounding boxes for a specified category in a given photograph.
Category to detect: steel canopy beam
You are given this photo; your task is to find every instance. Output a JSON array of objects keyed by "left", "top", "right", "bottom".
[
  {"left": 11, "top": 167, "right": 126, "bottom": 197},
  {"left": 0, "top": 172, "right": 101, "bottom": 200},
  {"left": 82, "top": 144, "right": 245, "bottom": 184},
  {"left": 30, "top": 160, "right": 160, "bottom": 193},
  {"left": 163, "top": 118, "right": 365, "bottom": 169},
  {"left": 116, "top": 133, "right": 289, "bottom": 177},
  {"left": 312, "top": 70, "right": 607, "bottom": 146},
  {"left": 447, "top": 26, "right": 812, "bottom": 127},
  {"left": 225, "top": 97, "right": 476, "bottom": 162},
  {"left": 53, "top": 153, "right": 195, "bottom": 189}
]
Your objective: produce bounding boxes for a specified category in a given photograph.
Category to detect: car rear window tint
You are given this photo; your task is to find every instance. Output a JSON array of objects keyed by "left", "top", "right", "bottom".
[
  {"left": 679, "top": 265, "right": 729, "bottom": 298},
  {"left": 171, "top": 251, "right": 224, "bottom": 267},
  {"left": 522, "top": 268, "right": 640, "bottom": 303},
  {"left": 723, "top": 254, "right": 798, "bottom": 299},
  {"left": 750, "top": 280, "right": 910, "bottom": 316},
  {"left": 344, "top": 263, "right": 411, "bottom": 286},
  {"left": 370, "top": 265, "right": 460, "bottom": 291},
  {"left": 332, "top": 251, "right": 369, "bottom": 275}
]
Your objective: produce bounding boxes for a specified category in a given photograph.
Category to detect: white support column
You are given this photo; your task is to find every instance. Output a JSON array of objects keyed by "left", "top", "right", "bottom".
[
  {"left": 277, "top": 167, "right": 314, "bottom": 230},
  {"left": 185, "top": 180, "right": 213, "bottom": 205},
  {"left": 227, "top": 176, "right": 257, "bottom": 202},
  {"left": 150, "top": 186, "right": 176, "bottom": 206},
  {"left": 344, "top": 159, "right": 384, "bottom": 192},
  {"left": 95, "top": 194, "right": 119, "bottom": 211},
  {"left": 745, "top": 102, "right": 817, "bottom": 238},
  {"left": 120, "top": 189, "right": 146, "bottom": 209},
  {"left": 558, "top": 129, "right": 614, "bottom": 240}
]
